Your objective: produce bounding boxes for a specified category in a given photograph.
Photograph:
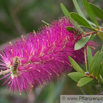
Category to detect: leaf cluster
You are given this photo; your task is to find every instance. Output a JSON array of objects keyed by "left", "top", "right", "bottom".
[
  {"left": 61, "top": 0, "right": 103, "bottom": 50},
  {"left": 68, "top": 46, "right": 103, "bottom": 94}
]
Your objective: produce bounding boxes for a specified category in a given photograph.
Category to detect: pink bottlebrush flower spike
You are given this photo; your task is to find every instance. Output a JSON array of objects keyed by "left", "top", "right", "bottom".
[{"left": 0, "top": 17, "right": 96, "bottom": 93}]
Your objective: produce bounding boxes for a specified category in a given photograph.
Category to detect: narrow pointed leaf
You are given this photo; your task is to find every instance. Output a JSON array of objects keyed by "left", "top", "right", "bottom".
[
  {"left": 80, "top": 25, "right": 96, "bottom": 31},
  {"left": 89, "top": 51, "right": 102, "bottom": 77},
  {"left": 68, "top": 56, "right": 84, "bottom": 73},
  {"left": 89, "top": 51, "right": 100, "bottom": 74},
  {"left": 74, "top": 35, "right": 91, "bottom": 50},
  {"left": 70, "top": 13, "right": 92, "bottom": 27},
  {"left": 68, "top": 72, "right": 85, "bottom": 82},
  {"left": 84, "top": 49, "right": 87, "bottom": 71},
  {"left": 72, "top": 0, "right": 96, "bottom": 27},
  {"left": 94, "top": 64, "right": 101, "bottom": 78},
  {"left": 82, "top": 0, "right": 99, "bottom": 27},
  {"left": 66, "top": 26, "right": 77, "bottom": 32},
  {"left": 77, "top": 77, "right": 93, "bottom": 87},
  {"left": 60, "top": 3, "right": 83, "bottom": 31},
  {"left": 100, "top": 63, "right": 103, "bottom": 78},
  {"left": 91, "top": 86, "right": 98, "bottom": 94},
  {"left": 90, "top": 3, "right": 103, "bottom": 21},
  {"left": 73, "top": 0, "right": 85, "bottom": 19},
  {"left": 79, "top": 64, "right": 86, "bottom": 72},
  {"left": 87, "top": 46, "right": 93, "bottom": 66},
  {"left": 86, "top": 79, "right": 97, "bottom": 86},
  {"left": 84, "top": 86, "right": 93, "bottom": 94},
  {"left": 60, "top": 3, "right": 71, "bottom": 19},
  {"left": 80, "top": 87, "right": 86, "bottom": 95}
]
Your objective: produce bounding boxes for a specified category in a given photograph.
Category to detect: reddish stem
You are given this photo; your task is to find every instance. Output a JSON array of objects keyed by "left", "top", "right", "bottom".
[
  {"left": 83, "top": 31, "right": 98, "bottom": 37},
  {"left": 82, "top": 28, "right": 103, "bottom": 37}
]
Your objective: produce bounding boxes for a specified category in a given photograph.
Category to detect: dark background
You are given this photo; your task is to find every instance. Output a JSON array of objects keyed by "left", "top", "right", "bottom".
[{"left": 0, "top": 0, "right": 103, "bottom": 103}]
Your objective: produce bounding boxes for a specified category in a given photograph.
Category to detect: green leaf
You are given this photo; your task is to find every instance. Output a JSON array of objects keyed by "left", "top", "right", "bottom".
[
  {"left": 60, "top": 3, "right": 71, "bottom": 19},
  {"left": 72, "top": 0, "right": 96, "bottom": 27},
  {"left": 74, "top": 36, "right": 91, "bottom": 50},
  {"left": 86, "top": 79, "right": 97, "bottom": 86},
  {"left": 82, "top": 0, "right": 99, "bottom": 27},
  {"left": 72, "top": 0, "right": 85, "bottom": 19},
  {"left": 80, "top": 25, "right": 97, "bottom": 31},
  {"left": 89, "top": 51, "right": 100, "bottom": 73},
  {"left": 77, "top": 77, "right": 93, "bottom": 87},
  {"left": 66, "top": 26, "right": 77, "bottom": 32},
  {"left": 94, "top": 67, "right": 101, "bottom": 79},
  {"left": 89, "top": 51, "right": 102, "bottom": 77},
  {"left": 79, "top": 64, "right": 86, "bottom": 72},
  {"left": 84, "top": 49, "right": 87, "bottom": 71},
  {"left": 87, "top": 46, "right": 93, "bottom": 66},
  {"left": 84, "top": 86, "right": 93, "bottom": 94},
  {"left": 90, "top": 3, "right": 103, "bottom": 21},
  {"left": 91, "top": 86, "right": 98, "bottom": 94},
  {"left": 68, "top": 56, "right": 84, "bottom": 73},
  {"left": 80, "top": 87, "right": 86, "bottom": 95},
  {"left": 100, "top": 63, "right": 103, "bottom": 78},
  {"left": 70, "top": 13, "right": 92, "bottom": 27},
  {"left": 60, "top": 3, "right": 83, "bottom": 32},
  {"left": 68, "top": 72, "right": 85, "bottom": 82},
  {"left": 98, "top": 32, "right": 103, "bottom": 41}
]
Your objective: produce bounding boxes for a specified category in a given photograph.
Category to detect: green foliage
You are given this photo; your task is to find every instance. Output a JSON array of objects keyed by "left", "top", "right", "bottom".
[
  {"left": 60, "top": 3, "right": 71, "bottom": 19},
  {"left": 70, "top": 12, "right": 92, "bottom": 27},
  {"left": 72, "top": 0, "right": 85, "bottom": 19},
  {"left": 77, "top": 77, "right": 93, "bottom": 87},
  {"left": 100, "top": 64, "right": 103, "bottom": 78},
  {"left": 0, "top": 0, "right": 87, "bottom": 102},
  {"left": 60, "top": 0, "right": 103, "bottom": 96},
  {"left": 91, "top": 86, "right": 98, "bottom": 94},
  {"left": 90, "top": 3, "right": 103, "bottom": 21},
  {"left": 84, "top": 86, "right": 94, "bottom": 94},
  {"left": 72, "top": 0, "right": 96, "bottom": 27},
  {"left": 1, "top": 0, "right": 103, "bottom": 100},
  {"left": 74, "top": 36, "right": 91, "bottom": 50},
  {"left": 68, "top": 46, "right": 103, "bottom": 94},
  {"left": 60, "top": 3, "right": 82, "bottom": 31},
  {"left": 82, "top": 0, "right": 99, "bottom": 27},
  {"left": 80, "top": 26, "right": 96, "bottom": 31},
  {"left": 89, "top": 51, "right": 102, "bottom": 77},
  {"left": 68, "top": 72, "right": 85, "bottom": 82},
  {"left": 87, "top": 46, "right": 93, "bottom": 66},
  {"left": 66, "top": 26, "right": 77, "bottom": 33},
  {"left": 68, "top": 56, "right": 84, "bottom": 73}
]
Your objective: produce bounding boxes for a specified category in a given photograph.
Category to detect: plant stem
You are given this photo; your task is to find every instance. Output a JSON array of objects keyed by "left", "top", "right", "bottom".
[
  {"left": 84, "top": 49, "right": 88, "bottom": 71},
  {"left": 82, "top": 28, "right": 103, "bottom": 37},
  {"left": 83, "top": 31, "right": 98, "bottom": 37}
]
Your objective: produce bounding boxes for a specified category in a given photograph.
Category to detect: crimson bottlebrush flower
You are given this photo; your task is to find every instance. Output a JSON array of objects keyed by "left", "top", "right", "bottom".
[{"left": 0, "top": 17, "right": 96, "bottom": 93}]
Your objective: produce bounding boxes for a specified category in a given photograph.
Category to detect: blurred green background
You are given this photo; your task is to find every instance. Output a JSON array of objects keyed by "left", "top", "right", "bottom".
[{"left": 0, "top": 0, "right": 103, "bottom": 103}]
